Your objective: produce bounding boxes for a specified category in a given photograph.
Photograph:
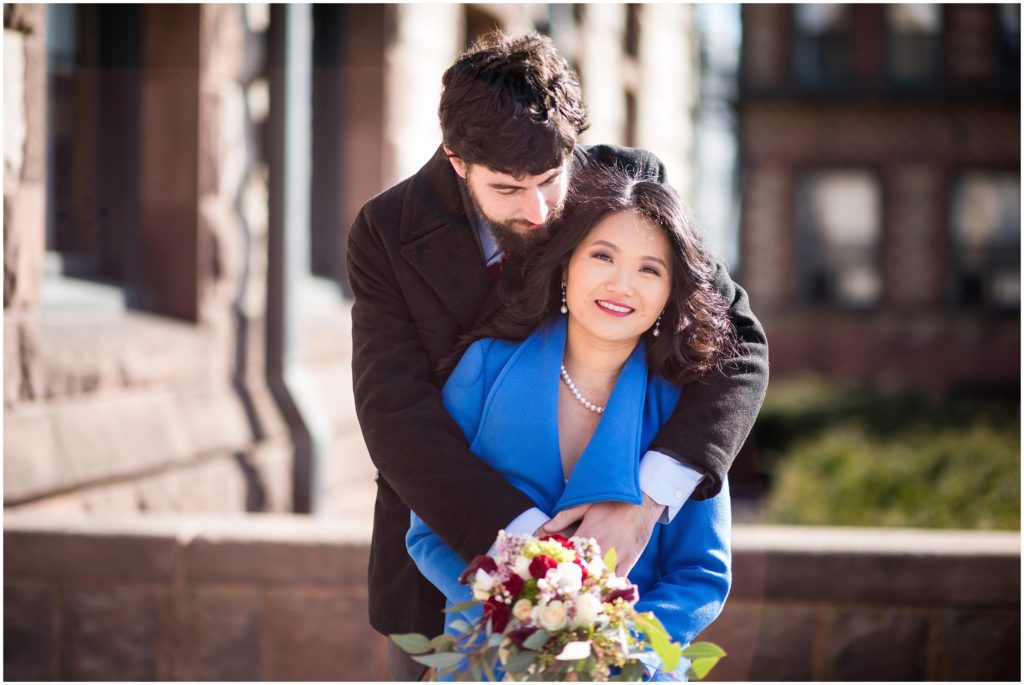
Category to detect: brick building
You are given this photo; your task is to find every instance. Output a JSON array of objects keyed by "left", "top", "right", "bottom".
[
  {"left": 4, "top": 4, "right": 701, "bottom": 515},
  {"left": 738, "top": 4, "right": 1020, "bottom": 396}
]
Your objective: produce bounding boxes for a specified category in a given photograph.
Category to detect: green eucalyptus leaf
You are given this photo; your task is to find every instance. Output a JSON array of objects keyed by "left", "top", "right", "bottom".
[
  {"left": 429, "top": 633, "right": 457, "bottom": 652},
  {"left": 680, "top": 642, "right": 726, "bottom": 659},
  {"left": 687, "top": 655, "right": 725, "bottom": 680},
  {"left": 481, "top": 655, "right": 497, "bottom": 681},
  {"left": 389, "top": 632, "right": 432, "bottom": 655},
  {"left": 444, "top": 599, "right": 479, "bottom": 614},
  {"left": 522, "top": 629, "right": 550, "bottom": 650},
  {"left": 448, "top": 619, "right": 472, "bottom": 634},
  {"left": 470, "top": 658, "right": 483, "bottom": 681},
  {"left": 412, "top": 652, "right": 467, "bottom": 669},
  {"left": 504, "top": 649, "right": 538, "bottom": 673}
]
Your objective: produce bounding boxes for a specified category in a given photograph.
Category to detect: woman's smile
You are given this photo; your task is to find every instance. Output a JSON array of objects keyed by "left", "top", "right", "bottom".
[{"left": 595, "top": 299, "right": 635, "bottom": 316}]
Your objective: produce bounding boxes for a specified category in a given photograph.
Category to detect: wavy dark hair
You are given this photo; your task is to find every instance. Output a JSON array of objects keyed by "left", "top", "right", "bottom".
[
  {"left": 439, "top": 31, "right": 589, "bottom": 177},
  {"left": 448, "top": 164, "right": 738, "bottom": 385}
]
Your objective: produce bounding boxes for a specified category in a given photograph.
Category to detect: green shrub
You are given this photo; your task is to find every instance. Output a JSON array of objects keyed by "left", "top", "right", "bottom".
[{"left": 763, "top": 422, "right": 1020, "bottom": 530}]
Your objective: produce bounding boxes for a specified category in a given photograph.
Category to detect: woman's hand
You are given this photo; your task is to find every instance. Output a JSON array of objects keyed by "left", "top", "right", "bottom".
[{"left": 540, "top": 495, "right": 666, "bottom": 575}]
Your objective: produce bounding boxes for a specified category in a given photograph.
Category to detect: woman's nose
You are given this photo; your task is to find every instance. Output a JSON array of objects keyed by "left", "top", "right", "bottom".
[{"left": 605, "top": 267, "right": 635, "bottom": 295}]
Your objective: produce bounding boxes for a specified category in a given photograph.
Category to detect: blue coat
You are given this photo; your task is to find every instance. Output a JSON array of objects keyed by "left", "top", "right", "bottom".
[{"left": 407, "top": 316, "right": 731, "bottom": 672}]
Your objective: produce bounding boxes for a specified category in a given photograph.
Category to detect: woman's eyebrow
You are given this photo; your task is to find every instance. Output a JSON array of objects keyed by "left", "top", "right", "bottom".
[
  {"left": 590, "top": 239, "right": 668, "bottom": 268},
  {"left": 589, "top": 239, "right": 620, "bottom": 252}
]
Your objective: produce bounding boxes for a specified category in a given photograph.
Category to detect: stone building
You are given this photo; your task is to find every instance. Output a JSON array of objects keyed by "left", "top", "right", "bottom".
[
  {"left": 737, "top": 4, "right": 1020, "bottom": 395},
  {"left": 3, "top": 3, "right": 701, "bottom": 516}
]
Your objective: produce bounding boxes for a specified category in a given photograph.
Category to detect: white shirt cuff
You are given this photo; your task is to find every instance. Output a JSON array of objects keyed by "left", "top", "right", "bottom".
[
  {"left": 487, "top": 507, "right": 550, "bottom": 555},
  {"left": 639, "top": 450, "right": 704, "bottom": 524}
]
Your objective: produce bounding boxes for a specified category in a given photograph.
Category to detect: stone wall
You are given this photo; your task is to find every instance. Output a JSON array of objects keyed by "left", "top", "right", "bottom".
[{"left": 4, "top": 516, "right": 1019, "bottom": 681}]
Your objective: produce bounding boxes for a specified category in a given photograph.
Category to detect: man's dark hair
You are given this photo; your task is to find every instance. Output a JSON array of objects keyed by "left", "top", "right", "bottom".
[{"left": 439, "top": 31, "right": 590, "bottom": 177}]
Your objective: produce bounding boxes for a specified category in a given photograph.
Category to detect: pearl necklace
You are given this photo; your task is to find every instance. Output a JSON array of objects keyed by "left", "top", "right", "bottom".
[{"left": 560, "top": 364, "right": 605, "bottom": 414}]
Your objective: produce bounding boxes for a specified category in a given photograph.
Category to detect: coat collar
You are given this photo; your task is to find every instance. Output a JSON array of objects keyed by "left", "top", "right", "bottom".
[
  {"left": 474, "top": 316, "right": 647, "bottom": 513},
  {"left": 399, "top": 146, "right": 490, "bottom": 330}
]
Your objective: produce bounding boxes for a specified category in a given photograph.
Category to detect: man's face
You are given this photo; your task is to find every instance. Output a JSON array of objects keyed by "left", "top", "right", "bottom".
[{"left": 448, "top": 152, "right": 570, "bottom": 257}]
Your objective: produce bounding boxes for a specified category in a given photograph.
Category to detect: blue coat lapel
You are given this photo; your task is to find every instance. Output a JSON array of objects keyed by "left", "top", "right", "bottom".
[{"left": 471, "top": 317, "right": 648, "bottom": 515}]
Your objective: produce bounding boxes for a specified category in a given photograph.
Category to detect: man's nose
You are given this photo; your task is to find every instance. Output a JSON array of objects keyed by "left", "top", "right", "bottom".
[{"left": 520, "top": 189, "right": 550, "bottom": 225}]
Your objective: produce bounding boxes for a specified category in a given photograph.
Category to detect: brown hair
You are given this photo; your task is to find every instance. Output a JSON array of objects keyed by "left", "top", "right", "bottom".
[
  {"left": 449, "top": 163, "right": 738, "bottom": 385},
  {"left": 439, "top": 31, "right": 589, "bottom": 177}
]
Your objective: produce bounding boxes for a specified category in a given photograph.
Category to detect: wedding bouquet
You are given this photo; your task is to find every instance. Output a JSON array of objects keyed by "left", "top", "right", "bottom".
[{"left": 391, "top": 531, "right": 725, "bottom": 681}]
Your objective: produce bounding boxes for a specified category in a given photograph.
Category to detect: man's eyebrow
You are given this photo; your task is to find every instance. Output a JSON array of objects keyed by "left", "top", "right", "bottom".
[{"left": 487, "top": 169, "right": 562, "bottom": 190}]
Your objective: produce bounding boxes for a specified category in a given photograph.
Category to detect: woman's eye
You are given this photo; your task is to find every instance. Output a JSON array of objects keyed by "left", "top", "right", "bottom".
[
  {"left": 641, "top": 266, "right": 663, "bottom": 276},
  {"left": 592, "top": 252, "right": 612, "bottom": 262}
]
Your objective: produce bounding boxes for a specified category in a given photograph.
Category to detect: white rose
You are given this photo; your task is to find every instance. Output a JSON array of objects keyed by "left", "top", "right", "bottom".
[
  {"left": 556, "top": 562, "right": 583, "bottom": 593},
  {"left": 513, "top": 555, "right": 532, "bottom": 580},
  {"left": 512, "top": 598, "right": 534, "bottom": 622},
  {"left": 534, "top": 600, "right": 569, "bottom": 633},
  {"left": 572, "top": 593, "right": 604, "bottom": 627},
  {"left": 472, "top": 568, "right": 495, "bottom": 601},
  {"left": 586, "top": 556, "right": 606, "bottom": 577}
]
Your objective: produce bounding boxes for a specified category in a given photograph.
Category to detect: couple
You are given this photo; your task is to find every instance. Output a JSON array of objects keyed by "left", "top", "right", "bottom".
[{"left": 348, "top": 31, "right": 768, "bottom": 681}]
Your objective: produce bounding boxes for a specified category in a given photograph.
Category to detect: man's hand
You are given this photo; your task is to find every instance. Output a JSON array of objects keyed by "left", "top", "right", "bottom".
[{"left": 539, "top": 495, "right": 666, "bottom": 576}]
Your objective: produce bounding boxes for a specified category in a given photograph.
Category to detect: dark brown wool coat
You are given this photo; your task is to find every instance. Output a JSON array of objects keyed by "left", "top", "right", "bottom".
[{"left": 347, "top": 144, "right": 768, "bottom": 637}]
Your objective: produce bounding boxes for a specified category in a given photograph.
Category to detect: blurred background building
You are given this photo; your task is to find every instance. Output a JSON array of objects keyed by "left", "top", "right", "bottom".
[
  {"left": 4, "top": 3, "right": 1020, "bottom": 681},
  {"left": 738, "top": 3, "right": 1019, "bottom": 396}
]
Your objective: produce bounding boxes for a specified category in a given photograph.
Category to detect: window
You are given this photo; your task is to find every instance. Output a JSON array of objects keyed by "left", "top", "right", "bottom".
[
  {"left": 949, "top": 172, "right": 1020, "bottom": 310},
  {"left": 797, "top": 171, "right": 883, "bottom": 308},
  {"left": 997, "top": 4, "right": 1020, "bottom": 87},
  {"left": 886, "top": 4, "right": 942, "bottom": 87},
  {"left": 793, "top": 4, "right": 851, "bottom": 88}
]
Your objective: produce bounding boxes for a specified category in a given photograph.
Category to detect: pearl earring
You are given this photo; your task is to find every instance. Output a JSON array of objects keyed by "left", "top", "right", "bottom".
[
  {"left": 560, "top": 283, "right": 568, "bottom": 314},
  {"left": 652, "top": 312, "right": 663, "bottom": 337}
]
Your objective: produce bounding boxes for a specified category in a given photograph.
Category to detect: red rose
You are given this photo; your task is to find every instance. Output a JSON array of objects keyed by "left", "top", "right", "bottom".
[
  {"left": 503, "top": 574, "right": 525, "bottom": 597},
  {"left": 484, "top": 597, "right": 511, "bottom": 633},
  {"left": 540, "top": 534, "right": 575, "bottom": 549},
  {"left": 528, "top": 554, "right": 558, "bottom": 579},
  {"left": 605, "top": 584, "right": 638, "bottom": 604},
  {"left": 458, "top": 554, "right": 498, "bottom": 585},
  {"left": 573, "top": 558, "right": 588, "bottom": 582}
]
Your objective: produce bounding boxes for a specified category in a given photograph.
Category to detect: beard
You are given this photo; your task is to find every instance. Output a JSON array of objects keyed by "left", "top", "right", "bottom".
[{"left": 466, "top": 185, "right": 565, "bottom": 259}]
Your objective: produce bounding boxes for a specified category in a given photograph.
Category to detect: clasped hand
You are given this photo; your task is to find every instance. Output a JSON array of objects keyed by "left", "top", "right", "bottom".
[{"left": 536, "top": 494, "right": 666, "bottom": 576}]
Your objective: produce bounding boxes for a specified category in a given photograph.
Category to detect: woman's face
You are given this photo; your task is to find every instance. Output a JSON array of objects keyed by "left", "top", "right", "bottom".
[{"left": 564, "top": 209, "right": 673, "bottom": 347}]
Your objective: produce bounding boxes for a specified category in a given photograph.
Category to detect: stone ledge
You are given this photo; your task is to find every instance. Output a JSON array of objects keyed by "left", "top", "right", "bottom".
[
  {"left": 731, "top": 525, "right": 1020, "bottom": 606},
  {"left": 6, "top": 516, "right": 1019, "bottom": 605},
  {"left": 3, "top": 513, "right": 373, "bottom": 585}
]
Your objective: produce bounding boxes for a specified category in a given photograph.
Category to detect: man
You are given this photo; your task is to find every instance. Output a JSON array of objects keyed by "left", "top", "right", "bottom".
[{"left": 348, "top": 32, "right": 768, "bottom": 679}]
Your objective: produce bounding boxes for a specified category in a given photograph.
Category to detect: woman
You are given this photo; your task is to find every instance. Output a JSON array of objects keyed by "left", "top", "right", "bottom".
[{"left": 407, "top": 165, "right": 736, "bottom": 680}]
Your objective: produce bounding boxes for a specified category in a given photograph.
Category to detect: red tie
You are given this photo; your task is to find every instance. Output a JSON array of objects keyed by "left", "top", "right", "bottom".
[{"left": 487, "top": 253, "right": 510, "bottom": 284}]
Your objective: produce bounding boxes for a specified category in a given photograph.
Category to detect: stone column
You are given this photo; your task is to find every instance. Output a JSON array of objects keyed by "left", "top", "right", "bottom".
[{"left": 3, "top": 5, "right": 47, "bottom": 312}]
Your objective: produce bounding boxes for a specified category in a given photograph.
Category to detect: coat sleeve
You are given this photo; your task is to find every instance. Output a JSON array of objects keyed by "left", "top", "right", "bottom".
[
  {"left": 634, "top": 479, "right": 732, "bottom": 646},
  {"left": 648, "top": 262, "right": 769, "bottom": 499},
  {"left": 348, "top": 203, "right": 537, "bottom": 561},
  {"left": 406, "top": 342, "right": 492, "bottom": 623}
]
